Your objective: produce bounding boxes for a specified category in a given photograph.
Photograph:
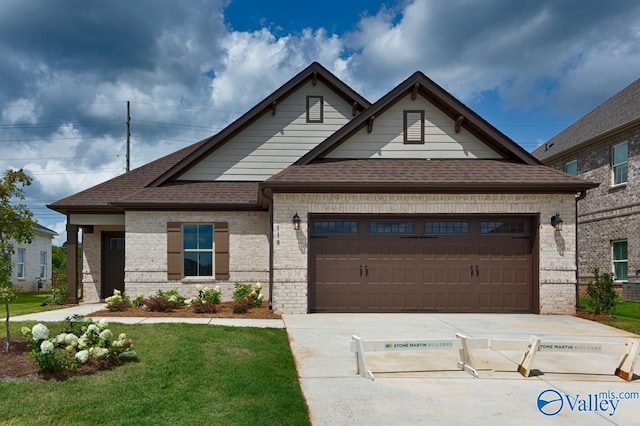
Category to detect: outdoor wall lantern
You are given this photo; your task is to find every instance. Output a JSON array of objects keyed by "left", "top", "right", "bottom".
[
  {"left": 550, "top": 213, "right": 563, "bottom": 231},
  {"left": 292, "top": 212, "right": 301, "bottom": 231}
]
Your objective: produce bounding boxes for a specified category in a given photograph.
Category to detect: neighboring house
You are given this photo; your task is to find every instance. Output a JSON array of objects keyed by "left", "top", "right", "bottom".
[
  {"left": 10, "top": 223, "right": 56, "bottom": 292},
  {"left": 49, "top": 62, "right": 595, "bottom": 314},
  {"left": 532, "top": 78, "right": 640, "bottom": 292}
]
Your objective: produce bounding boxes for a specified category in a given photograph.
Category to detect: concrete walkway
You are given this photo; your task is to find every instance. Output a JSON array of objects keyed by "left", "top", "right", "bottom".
[
  {"left": 9, "top": 306, "right": 640, "bottom": 424},
  {"left": 8, "top": 303, "right": 285, "bottom": 328}
]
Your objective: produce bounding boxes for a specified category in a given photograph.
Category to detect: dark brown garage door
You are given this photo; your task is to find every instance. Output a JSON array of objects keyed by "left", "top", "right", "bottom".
[{"left": 308, "top": 216, "right": 536, "bottom": 313}]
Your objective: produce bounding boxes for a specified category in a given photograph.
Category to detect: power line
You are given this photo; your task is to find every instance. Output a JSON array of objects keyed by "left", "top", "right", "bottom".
[{"left": 0, "top": 120, "right": 121, "bottom": 129}]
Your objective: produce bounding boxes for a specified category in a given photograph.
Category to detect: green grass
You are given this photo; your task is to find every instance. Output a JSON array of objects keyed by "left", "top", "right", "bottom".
[
  {"left": 579, "top": 297, "right": 640, "bottom": 335},
  {"left": 1, "top": 292, "right": 65, "bottom": 318},
  {"left": 0, "top": 322, "right": 310, "bottom": 426}
]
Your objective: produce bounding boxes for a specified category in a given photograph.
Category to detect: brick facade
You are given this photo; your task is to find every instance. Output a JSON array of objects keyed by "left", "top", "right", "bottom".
[
  {"left": 81, "top": 212, "right": 269, "bottom": 302},
  {"left": 271, "top": 192, "right": 578, "bottom": 314},
  {"left": 545, "top": 126, "right": 640, "bottom": 289}
]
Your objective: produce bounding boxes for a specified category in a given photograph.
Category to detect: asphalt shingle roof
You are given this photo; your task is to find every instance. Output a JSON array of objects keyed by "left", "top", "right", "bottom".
[
  {"left": 264, "top": 159, "right": 596, "bottom": 191},
  {"left": 533, "top": 78, "right": 640, "bottom": 161}
]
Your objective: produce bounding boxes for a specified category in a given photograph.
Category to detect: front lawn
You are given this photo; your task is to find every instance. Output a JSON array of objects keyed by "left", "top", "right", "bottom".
[
  {"left": 2, "top": 292, "right": 65, "bottom": 318},
  {"left": 0, "top": 322, "right": 310, "bottom": 426},
  {"left": 579, "top": 297, "right": 640, "bottom": 335}
]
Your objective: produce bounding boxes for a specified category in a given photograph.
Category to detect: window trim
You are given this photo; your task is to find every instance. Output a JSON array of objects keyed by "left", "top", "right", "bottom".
[
  {"left": 306, "top": 95, "right": 323, "bottom": 123},
  {"left": 564, "top": 160, "right": 578, "bottom": 176},
  {"left": 403, "top": 110, "right": 425, "bottom": 144},
  {"left": 612, "top": 239, "right": 628, "bottom": 281},
  {"left": 182, "top": 224, "right": 215, "bottom": 277},
  {"left": 611, "top": 141, "right": 628, "bottom": 186}
]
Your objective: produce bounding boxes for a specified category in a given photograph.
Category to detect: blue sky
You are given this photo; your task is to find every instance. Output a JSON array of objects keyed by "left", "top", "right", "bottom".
[{"left": 0, "top": 0, "right": 638, "bottom": 244}]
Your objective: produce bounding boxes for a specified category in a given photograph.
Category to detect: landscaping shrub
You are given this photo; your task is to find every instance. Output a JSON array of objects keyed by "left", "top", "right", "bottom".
[
  {"left": 190, "top": 298, "right": 218, "bottom": 314},
  {"left": 232, "top": 299, "right": 253, "bottom": 314},
  {"left": 22, "top": 316, "right": 136, "bottom": 374},
  {"left": 143, "top": 296, "right": 174, "bottom": 312},
  {"left": 232, "top": 282, "right": 264, "bottom": 309},
  {"left": 131, "top": 293, "right": 145, "bottom": 308},
  {"left": 42, "top": 276, "right": 68, "bottom": 306},
  {"left": 586, "top": 267, "right": 619, "bottom": 315},
  {"left": 196, "top": 284, "right": 221, "bottom": 304},
  {"left": 104, "top": 289, "right": 131, "bottom": 311},
  {"left": 156, "top": 288, "right": 185, "bottom": 309}
]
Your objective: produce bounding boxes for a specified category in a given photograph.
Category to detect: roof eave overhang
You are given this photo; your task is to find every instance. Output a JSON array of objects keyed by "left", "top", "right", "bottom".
[
  {"left": 261, "top": 181, "right": 598, "bottom": 194},
  {"left": 46, "top": 204, "right": 124, "bottom": 215},
  {"left": 109, "top": 202, "right": 264, "bottom": 211},
  {"left": 538, "top": 118, "right": 640, "bottom": 164}
]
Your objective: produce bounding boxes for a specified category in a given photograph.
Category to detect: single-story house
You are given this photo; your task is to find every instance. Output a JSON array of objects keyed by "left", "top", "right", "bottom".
[
  {"left": 10, "top": 223, "right": 56, "bottom": 292},
  {"left": 49, "top": 62, "right": 596, "bottom": 314}
]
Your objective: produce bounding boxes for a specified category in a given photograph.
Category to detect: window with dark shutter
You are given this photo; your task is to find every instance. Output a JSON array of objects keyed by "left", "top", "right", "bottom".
[
  {"left": 404, "top": 110, "right": 424, "bottom": 144},
  {"left": 307, "top": 96, "right": 323, "bottom": 123},
  {"left": 166, "top": 222, "right": 229, "bottom": 280}
]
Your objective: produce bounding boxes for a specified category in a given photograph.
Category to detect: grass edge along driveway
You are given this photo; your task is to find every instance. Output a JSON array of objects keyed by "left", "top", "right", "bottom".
[{"left": 0, "top": 322, "right": 310, "bottom": 426}]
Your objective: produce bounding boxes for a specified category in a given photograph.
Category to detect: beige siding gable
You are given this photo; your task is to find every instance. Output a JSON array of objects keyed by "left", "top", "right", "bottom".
[
  {"left": 325, "top": 93, "right": 502, "bottom": 159},
  {"left": 179, "top": 81, "right": 354, "bottom": 181}
]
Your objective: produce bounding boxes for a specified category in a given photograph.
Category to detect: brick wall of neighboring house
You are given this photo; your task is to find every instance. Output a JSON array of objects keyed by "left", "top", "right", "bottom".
[
  {"left": 272, "top": 192, "right": 578, "bottom": 314},
  {"left": 10, "top": 230, "right": 54, "bottom": 292},
  {"left": 545, "top": 126, "right": 640, "bottom": 291}
]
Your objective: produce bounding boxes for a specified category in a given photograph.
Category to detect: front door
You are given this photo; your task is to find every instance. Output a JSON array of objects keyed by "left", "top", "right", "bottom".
[{"left": 101, "top": 232, "right": 125, "bottom": 298}]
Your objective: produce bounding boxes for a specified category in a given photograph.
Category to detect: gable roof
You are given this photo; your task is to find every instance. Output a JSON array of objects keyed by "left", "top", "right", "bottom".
[
  {"left": 297, "top": 71, "right": 540, "bottom": 165},
  {"left": 148, "top": 62, "right": 371, "bottom": 187},
  {"left": 35, "top": 223, "right": 57, "bottom": 236},
  {"left": 533, "top": 78, "right": 640, "bottom": 162}
]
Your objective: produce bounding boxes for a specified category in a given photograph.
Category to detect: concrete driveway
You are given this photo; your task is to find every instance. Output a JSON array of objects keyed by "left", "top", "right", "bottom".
[{"left": 282, "top": 314, "right": 640, "bottom": 425}]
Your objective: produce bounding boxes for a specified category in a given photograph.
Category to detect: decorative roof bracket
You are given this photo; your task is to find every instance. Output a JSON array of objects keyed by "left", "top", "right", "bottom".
[
  {"left": 367, "top": 115, "right": 376, "bottom": 133},
  {"left": 411, "top": 82, "right": 420, "bottom": 100},
  {"left": 455, "top": 115, "right": 464, "bottom": 133},
  {"left": 271, "top": 101, "right": 277, "bottom": 116},
  {"left": 312, "top": 71, "right": 318, "bottom": 86},
  {"left": 352, "top": 101, "right": 358, "bottom": 116}
]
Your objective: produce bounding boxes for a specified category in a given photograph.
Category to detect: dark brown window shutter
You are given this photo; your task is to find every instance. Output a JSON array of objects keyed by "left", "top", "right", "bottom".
[
  {"left": 167, "top": 222, "right": 182, "bottom": 280},
  {"left": 214, "top": 222, "right": 229, "bottom": 280}
]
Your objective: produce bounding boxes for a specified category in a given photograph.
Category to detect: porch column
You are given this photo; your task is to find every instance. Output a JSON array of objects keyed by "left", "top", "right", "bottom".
[{"left": 66, "top": 223, "right": 79, "bottom": 304}]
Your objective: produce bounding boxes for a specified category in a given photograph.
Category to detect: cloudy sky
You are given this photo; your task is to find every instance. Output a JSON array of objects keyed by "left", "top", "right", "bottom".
[{"left": 1, "top": 0, "right": 639, "bottom": 245}]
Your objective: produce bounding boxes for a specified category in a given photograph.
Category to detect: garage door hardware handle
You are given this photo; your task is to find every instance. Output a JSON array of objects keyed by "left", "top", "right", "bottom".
[
  {"left": 365, "top": 264, "right": 368, "bottom": 277},
  {"left": 360, "top": 265, "right": 363, "bottom": 277},
  {"left": 470, "top": 265, "right": 480, "bottom": 276}
]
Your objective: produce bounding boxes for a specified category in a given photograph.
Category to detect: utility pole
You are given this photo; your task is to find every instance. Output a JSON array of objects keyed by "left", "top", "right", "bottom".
[{"left": 126, "top": 100, "right": 131, "bottom": 172}]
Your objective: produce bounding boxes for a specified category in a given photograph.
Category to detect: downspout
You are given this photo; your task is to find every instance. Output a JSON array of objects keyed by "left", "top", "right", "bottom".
[
  {"left": 575, "top": 190, "right": 587, "bottom": 309},
  {"left": 261, "top": 189, "right": 275, "bottom": 311}
]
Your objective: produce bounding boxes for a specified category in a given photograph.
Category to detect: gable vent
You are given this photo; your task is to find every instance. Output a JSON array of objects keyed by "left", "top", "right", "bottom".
[
  {"left": 404, "top": 110, "right": 424, "bottom": 144},
  {"left": 307, "top": 96, "right": 323, "bottom": 123}
]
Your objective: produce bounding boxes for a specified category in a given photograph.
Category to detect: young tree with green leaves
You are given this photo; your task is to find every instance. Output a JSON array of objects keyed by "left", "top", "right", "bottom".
[{"left": 0, "top": 169, "right": 36, "bottom": 352}]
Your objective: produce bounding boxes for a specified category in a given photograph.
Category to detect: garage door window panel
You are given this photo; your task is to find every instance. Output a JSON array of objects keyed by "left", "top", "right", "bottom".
[
  {"left": 313, "top": 221, "right": 358, "bottom": 234},
  {"left": 480, "top": 221, "right": 526, "bottom": 235},
  {"left": 425, "top": 221, "right": 469, "bottom": 234},
  {"left": 369, "top": 221, "right": 414, "bottom": 234}
]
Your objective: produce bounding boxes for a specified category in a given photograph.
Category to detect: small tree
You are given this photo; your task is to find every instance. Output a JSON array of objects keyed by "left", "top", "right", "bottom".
[
  {"left": 586, "top": 267, "right": 619, "bottom": 315},
  {"left": 0, "top": 169, "right": 36, "bottom": 352}
]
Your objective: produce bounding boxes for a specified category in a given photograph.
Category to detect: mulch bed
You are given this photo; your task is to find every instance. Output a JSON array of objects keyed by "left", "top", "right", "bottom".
[
  {"left": 0, "top": 337, "right": 121, "bottom": 382},
  {"left": 88, "top": 301, "right": 281, "bottom": 319},
  {"left": 574, "top": 310, "right": 616, "bottom": 321}
]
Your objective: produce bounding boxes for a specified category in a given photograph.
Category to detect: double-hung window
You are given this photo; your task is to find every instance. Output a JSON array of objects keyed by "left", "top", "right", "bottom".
[
  {"left": 183, "top": 224, "right": 214, "bottom": 277},
  {"left": 612, "top": 142, "right": 628, "bottom": 186},
  {"left": 39, "top": 252, "right": 47, "bottom": 278},
  {"left": 612, "top": 240, "right": 628, "bottom": 281},
  {"left": 17, "top": 248, "right": 25, "bottom": 279}
]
